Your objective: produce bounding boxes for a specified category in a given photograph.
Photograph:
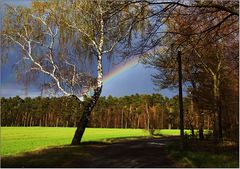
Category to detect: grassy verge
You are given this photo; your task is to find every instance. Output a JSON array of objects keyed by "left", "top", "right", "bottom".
[
  {"left": 152, "top": 129, "right": 210, "bottom": 136},
  {"left": 1, "top": 127, "right": 149, "bottom": 156},
  {"left": 166, "top": 139, "right": 239, "bottom": 168}
]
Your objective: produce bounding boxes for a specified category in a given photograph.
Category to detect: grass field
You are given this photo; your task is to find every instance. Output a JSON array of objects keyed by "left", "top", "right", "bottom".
[
  {"left": 1, "top": 127, "right": 150, "bottom": 156},
  {"left": 1, "top": 127, "right": 208, "bottom": 157}
]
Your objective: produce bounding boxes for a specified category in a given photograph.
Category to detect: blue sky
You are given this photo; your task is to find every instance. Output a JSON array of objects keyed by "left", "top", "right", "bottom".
[
  {"left": 101, "top": 63, "right": 178, "bottom": 97},
  {"left": 1, "top": 54, "right": 178, "bottom": 98},
  {"left": 0, "top": 0, "right": 178, "bottom": 98}
]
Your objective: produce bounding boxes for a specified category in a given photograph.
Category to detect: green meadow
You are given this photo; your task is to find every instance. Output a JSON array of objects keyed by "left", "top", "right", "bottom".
[
  {"left": 1, "top": 127, "right": 209, "bottom": 157},
  {"left": 1, "top": 127, "right": 150, "bottom": 156}
]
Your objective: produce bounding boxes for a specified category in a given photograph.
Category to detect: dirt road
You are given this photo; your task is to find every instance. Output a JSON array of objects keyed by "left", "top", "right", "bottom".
[
  {"left": 86, "top": 137, "right": 178, "bottom": 168},
  {"left": 2, "top": 136, "right": 179, "bottom": 168}
]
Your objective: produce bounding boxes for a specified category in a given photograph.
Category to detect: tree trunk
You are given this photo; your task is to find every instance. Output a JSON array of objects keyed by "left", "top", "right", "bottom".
[
  {"left": 30, "top": 117, "right": 33, "bottom": 127},
  {"left": 161, "top": 110, "right": 164, "bottom": 129},
  {"left": 71, "top": 9, "right": 104, "bottom": 145},
  {"left": 207, "top": 115, "right": 210, "bottom": 130},
  {"left": 145, "top": 103, "right": 150, "bottom": 131},
  {"left": 23, "top": 116, "right": 26, "bottom": 127},
  {"left": 45, "top": 114, "right": 48, "bottom": 126},
  {"left": 213, "top": 75, "right": 222, "bottom": 142},
  {"left": 27, "top": 113, "right": 30, "bottom": 126},
  {"left": 177, "top": 51, "right": 184, "bottom": 141},
  {"left": 129, "top": 104, "right": 132, "bottom": 128},
  {"left": 190, "top": 125, "right": 195, "bottom": 139},
  {"left": 177, "top": 51, "right": 185, "bottom": 150},
  {"left": 74, "top": 120, "right": 76, "bottom": 127},
  {"left": 114, "top": 118, "right": 117, "bottom": 128},
  {"left": 106, "top": 109, "right": 110, "bottom": 127},
  {"left": 168, "top": 123, "right": 171, "bottom": 129},
  {"left": 218, "top": 99, "right": 223, "bottom": 140},
  {"left": 190, "top": 95, "right": 195, "bottom": 139},
  {"left": 125, "top": 116, "right": 128, "bottom": 128},
  {"left": 121, "top": 109, "right": 124, "bottom": 128},
  {"left": 199, "top": 111, "right": 204, "bottom": 140},
  {"left": 137, "top": 117, "right": 140, "bottom": 128},
  {"left": 71, "top": 87, "right": 102, "bottom": 145},
  {"left": 56, "top": 117, "right": 59, "bottom": 127}
]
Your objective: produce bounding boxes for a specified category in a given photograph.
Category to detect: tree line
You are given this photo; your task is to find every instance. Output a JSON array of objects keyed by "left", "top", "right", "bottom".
[
  {"left": 1, "top": 90, "right": 238, "bottom": 141},
  {"left": 1, "top": 94, "right": 209, "bottom": 130}
]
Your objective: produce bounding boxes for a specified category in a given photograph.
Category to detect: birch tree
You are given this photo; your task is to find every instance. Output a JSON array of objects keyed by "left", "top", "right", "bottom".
[{"left": 1, "top": 0, "right": 144, "bottom": 145}]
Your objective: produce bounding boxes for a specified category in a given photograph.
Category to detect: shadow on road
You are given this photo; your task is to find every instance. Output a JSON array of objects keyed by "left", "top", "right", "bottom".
[{"left": 2, "top": 136, "right": 179, "bottom": 168}]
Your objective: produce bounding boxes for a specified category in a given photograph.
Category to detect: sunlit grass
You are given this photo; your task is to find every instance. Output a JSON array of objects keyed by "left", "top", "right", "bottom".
[
  {"left": 1, "top": 127, "right": 149, "bottom": 156},
  {"left": 1, "top": 127, "right": 212, "bottom": 157},
  {"left": 153, "top": 129, "right": 210, "bottom": 136}
]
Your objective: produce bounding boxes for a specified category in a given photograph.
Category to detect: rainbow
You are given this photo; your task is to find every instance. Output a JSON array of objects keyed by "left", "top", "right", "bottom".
[
  {"left": 79, "top": 56, "right": 140, "bottom": 100},
  {"left": 103, "top": 56, "right": 140, "bottom": 83}
]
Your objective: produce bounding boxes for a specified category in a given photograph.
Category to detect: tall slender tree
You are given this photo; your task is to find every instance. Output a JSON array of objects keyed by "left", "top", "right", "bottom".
[{"left": 1, "top": 0, "right": 145, "bottom": 145}]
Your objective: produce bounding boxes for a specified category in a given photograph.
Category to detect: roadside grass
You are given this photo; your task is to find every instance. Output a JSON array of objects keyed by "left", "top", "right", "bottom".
[
  {"left": 166, "top": 139, "right": 239, "bottom": 168},
  {"left": 152, "top": 129, "right": 210, "bottom": 136},
  {"left": 1, "top": 127, "right": 149, "bottom": 156}
]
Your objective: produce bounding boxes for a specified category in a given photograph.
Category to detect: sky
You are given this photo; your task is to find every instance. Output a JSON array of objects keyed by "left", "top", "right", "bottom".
[{"left": 0, "top": 0, "right": 178, "bottom": 99}]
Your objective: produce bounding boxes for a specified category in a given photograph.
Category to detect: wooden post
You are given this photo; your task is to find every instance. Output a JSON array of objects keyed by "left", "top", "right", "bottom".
[{"left": 177, "top": 51, "right": 184, "bottom": 149}]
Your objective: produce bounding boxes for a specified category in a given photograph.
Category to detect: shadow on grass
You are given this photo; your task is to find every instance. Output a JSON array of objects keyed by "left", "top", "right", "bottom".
[
  {"left": 1, "top": 141, "right": 110, "bottom": 168},
  {"left": 100, "top": 136, "right": 152, "bottom": 142},
  {"left": 1, "top": 136, "right": 152, "bottom": 168}
]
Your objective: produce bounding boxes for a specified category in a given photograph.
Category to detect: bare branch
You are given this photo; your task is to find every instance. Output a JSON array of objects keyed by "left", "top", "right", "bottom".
[
  {"left": 64, "top": 59, "right": 76, "bottom": 85},
  {"left": 5, "top": 27, "right": 71, "bottom": 96},
  {"left": 194, "top": 49, "right": 215, "bottom": 76},
  {"left": 3, "top": 34, "right": 26, "bottom": 50},
  {"left": 102, "top": 21, "right": 134, "bottom": 54},
  {"left": 137, "top": 0, "right": 239, "bottom": 16}
]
